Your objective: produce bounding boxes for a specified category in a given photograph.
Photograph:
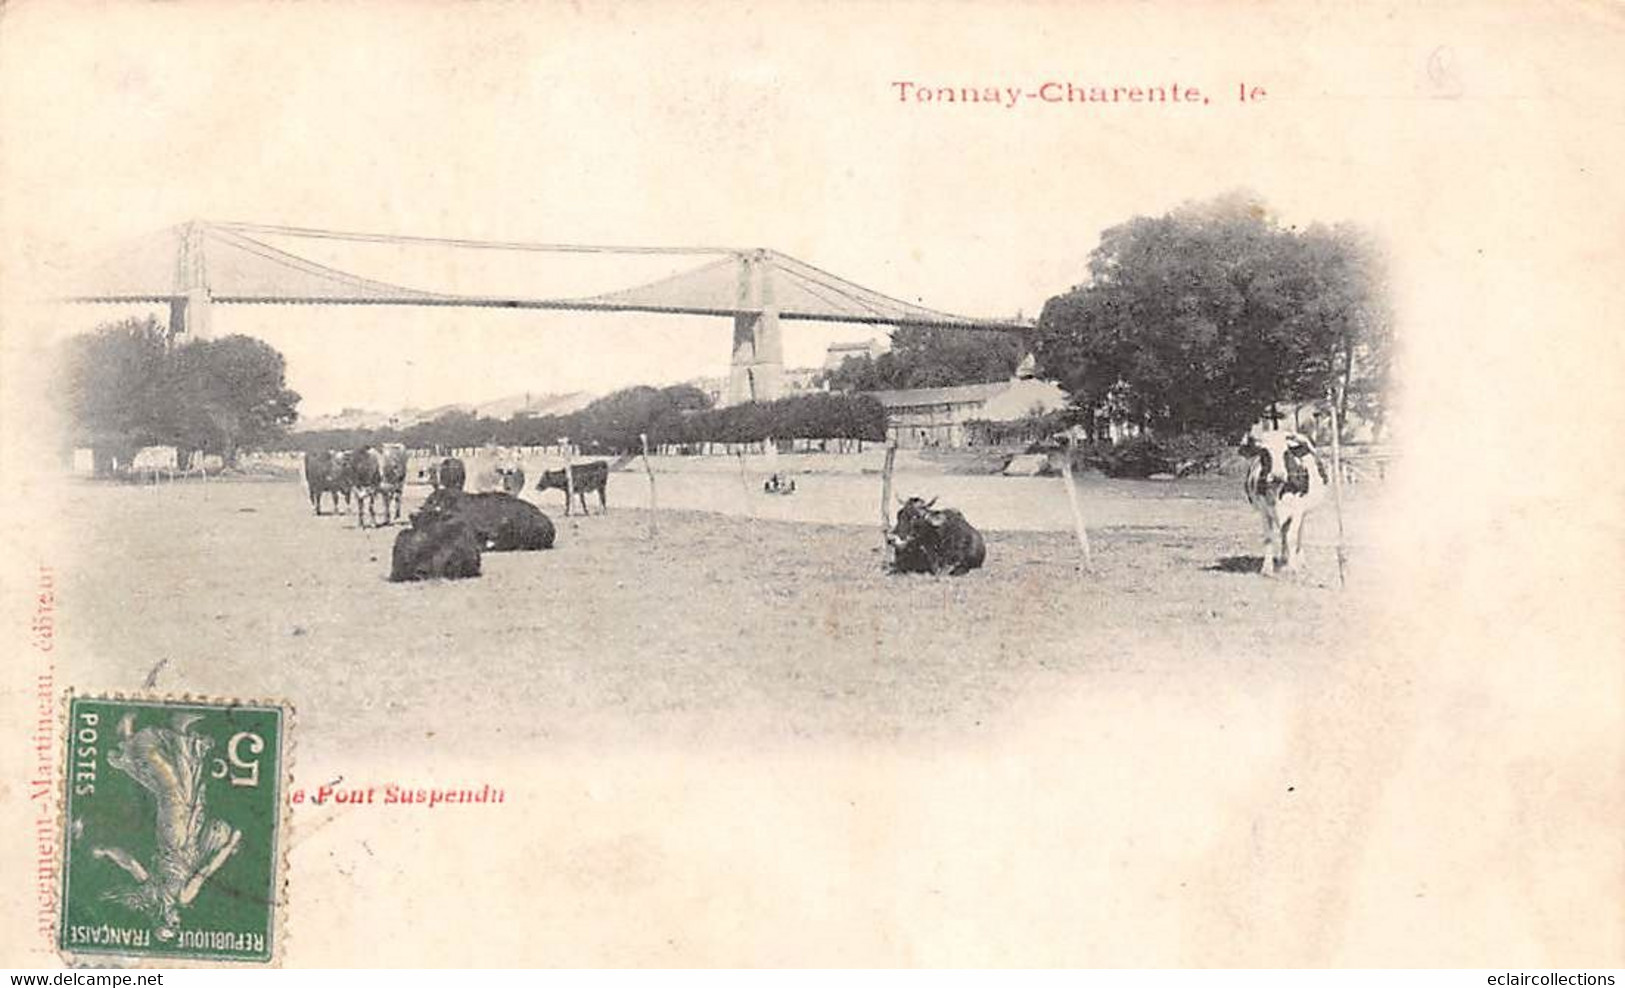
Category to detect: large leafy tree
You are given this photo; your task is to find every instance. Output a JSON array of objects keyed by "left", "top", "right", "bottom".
[
  {"left": 59, "top": 315, "right": 173, "bottom": 448},
  {"left": 824, "top": 325, "right": 1023, "bottom": 392},
  {"left": 60, "top": 320, "right": 300, "bottom": 462},
  {"left": 164, "top": 335, "right": 300, "bottom": 461},
  {"left": 1032, "top": 193, "right": 1392, "bottom": 437},
  {"left": 574, "top": 384, "right": 713, "bottom": 450}
]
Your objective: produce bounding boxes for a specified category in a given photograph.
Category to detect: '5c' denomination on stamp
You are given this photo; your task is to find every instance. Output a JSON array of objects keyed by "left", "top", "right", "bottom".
[{"left": 58, "top": 695, "right": 289, "bottom": 964}]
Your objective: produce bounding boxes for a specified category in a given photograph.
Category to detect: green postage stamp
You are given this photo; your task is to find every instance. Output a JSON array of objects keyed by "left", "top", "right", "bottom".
[{"left": 58, "top": 695, "right": 289, "bottom": 964}]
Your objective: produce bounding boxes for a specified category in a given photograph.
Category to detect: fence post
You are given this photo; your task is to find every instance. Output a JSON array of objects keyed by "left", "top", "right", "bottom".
[
  {"left": 879, "top": 441, "right": 898, "bottom": 569},
  {"left": 640, "top": 432, "right": 658, "bottom": 541},
  {"left": 1327, "top": 387, "right": 1348, "bottom": 589},
  {"left": 561, "top": 437, "right": 576, "bottom": 516},
  {"left": 736, "top": 449, "right": 755, "bottom": 516},
  {"left": 1060, "top": 435, "right": 1095, "bottom": 575}
]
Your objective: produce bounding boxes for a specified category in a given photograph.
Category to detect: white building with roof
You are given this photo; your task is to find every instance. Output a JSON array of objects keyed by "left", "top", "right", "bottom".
[{"left": 862, "top": 377, "right": 1068, "bottom": 448}]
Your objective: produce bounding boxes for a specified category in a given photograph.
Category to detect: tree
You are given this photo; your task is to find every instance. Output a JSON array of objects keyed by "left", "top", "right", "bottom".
[
  {"left": 823, "top": 326, "right": 1023, "bottom": 392},
  {"left": 1031, "top": 192, "right": 1392, "bottom": 438},
  {"left": 58, "top": 315, "right": 172, "bottom": 449},
  {"left": 563, "top": 383, "right": 715, "bottom": 452},
  {"left": 666, "top": 393, "right": 886, "bottom": 446},
  {"left": 164, "top": 336, "right": 300, "bottom": 461},
  {"left": 1273, "top": 223, "right": 1394, "bottom": 431},
  {"left": 58, "top": 321, "right": 301, "bottom": 464}
]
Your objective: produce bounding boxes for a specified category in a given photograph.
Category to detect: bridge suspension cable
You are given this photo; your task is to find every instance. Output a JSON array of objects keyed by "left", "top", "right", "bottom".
[{"left": 214, "top": 221, "right": 742, "bottom": 257}]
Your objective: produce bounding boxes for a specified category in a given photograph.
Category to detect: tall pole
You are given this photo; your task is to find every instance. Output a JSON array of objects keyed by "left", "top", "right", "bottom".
[
  {"left": 879, "top": 441, "right": 898, "bottom": 569},
  {"left": 561, "top": 437, "right": 576, "bottom": 516},
  {"left": 736, "top": 449, "right": 754, "bottom": 517},
  {"left": 1060, "top": 435, "right": 1095, "bottom": 575},
  {"left": 639, "top": 433, "right": 658, "bottom": 541},
  {"left": 1327, "top": 386, "right": 1349, "bottom": 589}
]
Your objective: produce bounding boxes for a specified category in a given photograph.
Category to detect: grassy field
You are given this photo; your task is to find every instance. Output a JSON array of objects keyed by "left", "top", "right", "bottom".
[
  {"left": 46, "top": 473, "right": 1622, "bottom": 969},
  {"left": 55, "top": 475, "right": 1377, "bottom": 761}
]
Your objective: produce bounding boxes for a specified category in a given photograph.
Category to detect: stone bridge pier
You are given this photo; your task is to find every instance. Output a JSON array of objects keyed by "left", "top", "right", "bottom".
[{"left": 726, "top": 249, "right": 783, "bottom": 405}]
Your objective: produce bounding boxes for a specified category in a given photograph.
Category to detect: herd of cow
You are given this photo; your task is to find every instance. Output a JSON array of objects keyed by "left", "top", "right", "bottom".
[
  {"left": 302, "top": 445, "right": 614, "bottom": 583},
  {"left": 303, "top": 429, "right": 1331, "bottom": 584}
]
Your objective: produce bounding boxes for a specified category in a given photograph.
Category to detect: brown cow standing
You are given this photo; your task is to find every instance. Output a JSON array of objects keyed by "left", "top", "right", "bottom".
[
  {"left": 303, "top": 450, "right": 352, "bottom": 515},
  {"left": 534, "top": 460, "right": 609, "bottom": 516},
  {"left": 349, "top": 445, "right": 409, "bottom": 528}
]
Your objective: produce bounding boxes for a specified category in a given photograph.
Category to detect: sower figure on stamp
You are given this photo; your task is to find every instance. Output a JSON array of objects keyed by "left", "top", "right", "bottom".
[{"left": 91, "top": 712, "right": 243, "bottom": 941}]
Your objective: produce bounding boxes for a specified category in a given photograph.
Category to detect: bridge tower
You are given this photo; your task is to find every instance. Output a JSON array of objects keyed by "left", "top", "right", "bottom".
[
  {"left": 726, "top": 249, "right": 783, "bottom": 405},
  {"left": 167, "top": 221, "right": 214, "bottom": 341}
]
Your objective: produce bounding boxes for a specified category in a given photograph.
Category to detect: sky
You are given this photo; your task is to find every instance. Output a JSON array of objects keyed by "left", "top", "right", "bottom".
[{"left": 3, "top": 2, "right": 1622, "bottom": 428}]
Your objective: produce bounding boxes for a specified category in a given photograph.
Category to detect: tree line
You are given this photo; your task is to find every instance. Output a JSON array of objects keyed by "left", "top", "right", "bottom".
[
  {"left": 820, "top": 324, "right": 1025, "bottom": 393},
  {"left": 290, "top": 387, "right": 888, "bottom": 455}
]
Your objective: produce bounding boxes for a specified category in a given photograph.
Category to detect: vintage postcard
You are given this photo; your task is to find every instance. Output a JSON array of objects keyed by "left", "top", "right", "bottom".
[{"left": 1, "top": 0, "right": 1620, "bottom": 969}]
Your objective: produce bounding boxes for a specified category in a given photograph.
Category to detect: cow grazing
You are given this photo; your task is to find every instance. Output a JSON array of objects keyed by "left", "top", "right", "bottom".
[
  {"left": 424, "top": 456, "right": 467, "bottom": 492},
  {"left": 887, "top": 496, "right": 987, "bottom": 576},
  {"left": 1239, "top": 430, "right": 1328, "bottom": 576},
  {"left": 534, "top": 460, "right": 609, "bottom": 516},
  {"left": 303, "top": 450, "right": 352, "bottom": 515},
  {"left": 469, "top": 450, "right": 526, "bottom": 496},
  {"left": 389, "top": 516, "right": 482, "bottom": 582},
  {"left": 347, "top": 445, "right": 408, "bottom": 527},
  {"left": 348, "top": 447, "right": 382, "bottom": 526},
  {"left": 377, "top": 445, "right": 409, "bottom": 521},
  {"left": 414, "top": 490, "right": 555, "bottom": 551},
  {"left": 495, "top": 464, "right": 525, "bottom": 496}
]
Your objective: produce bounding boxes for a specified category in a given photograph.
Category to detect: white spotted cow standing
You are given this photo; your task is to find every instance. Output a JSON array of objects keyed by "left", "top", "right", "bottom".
[{"left": 1239, "top": 430, "right": 1329, "bottom": 576}]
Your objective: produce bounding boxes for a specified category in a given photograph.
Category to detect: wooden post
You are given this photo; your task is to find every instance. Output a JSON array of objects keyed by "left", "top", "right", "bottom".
[
  {"left": 1060, "top": 436, "right": 1095, "bottom": 575},
  {"left": 561, "top": 438, "right": 576, "bottom": 516},
  {"left": 1327, "top": 387, "right": 1349, "bottom": 589},
  {"left": 879, "top": 441, "right": 898, "bottom": 568},
  {"left": 639, "top": 432, "right": 658, "bottom": 540},
  {"left": 736, "top": 449, "right": 754, "bottom": 516}
]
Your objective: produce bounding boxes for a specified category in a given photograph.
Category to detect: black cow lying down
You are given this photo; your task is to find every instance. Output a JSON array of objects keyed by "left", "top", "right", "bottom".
[
  {"left": 390, "top": 516, "right": 482, "bottom": 583},
  {"left": 887, "top": 496, "right": 986, "bottom": 576},
  {"left": 414, "top": 489, "right": 555, "bottom": 551}
]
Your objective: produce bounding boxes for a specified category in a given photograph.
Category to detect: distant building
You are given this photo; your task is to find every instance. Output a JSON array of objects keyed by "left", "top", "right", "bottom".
[
  {"left": 689, "top": 369, "right": 822, "bottom": 405},
  {"left": 863, "top": 377, "right": 1068, "bottom": 449},
  {"left": 823, "top": 339, "right": 887, "bottom": 371},
  {"left": 781, "top": 367, "right": 823, "bottom": 394}
]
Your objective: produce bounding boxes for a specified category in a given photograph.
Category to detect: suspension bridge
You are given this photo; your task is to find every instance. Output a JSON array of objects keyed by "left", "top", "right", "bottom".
[{"left": 54, "top": 221, "right": 1028, "bottom": 405}]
